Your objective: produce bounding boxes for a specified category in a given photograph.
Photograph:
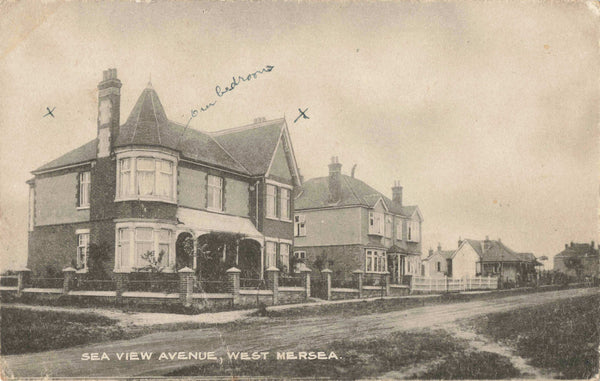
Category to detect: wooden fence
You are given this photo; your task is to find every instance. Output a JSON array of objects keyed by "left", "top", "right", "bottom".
[{"left": 411, "top": 275, "right": 498, "bottom": 293}]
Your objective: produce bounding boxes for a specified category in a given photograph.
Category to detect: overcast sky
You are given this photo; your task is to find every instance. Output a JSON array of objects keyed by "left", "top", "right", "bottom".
[{"left": 1, "top": 1, "right": 598, "bottom": 271}]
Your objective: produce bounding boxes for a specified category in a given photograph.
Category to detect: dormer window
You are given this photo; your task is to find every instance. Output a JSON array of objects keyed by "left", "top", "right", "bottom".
[{"left": 116, "top": 151, "right": 177, "bottom": 203}]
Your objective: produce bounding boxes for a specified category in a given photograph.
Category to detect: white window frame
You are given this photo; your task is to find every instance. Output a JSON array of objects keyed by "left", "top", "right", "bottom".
[
  {"left": 265, "top": 240, "right": 277, "bottom": 269},
  {"left": 207, "top": 175, "right": 223, "bottom": 211},
  {"left": 365, "top": 249, "right": 387, "bottom": 273},
  {"left": 76, "top": 229, "right": 90, "bottom": 270},
  {"left": 294, "top": 214, "right": 306, "bottom": 237},
  {"left": 294, "top": 251, "right": 306, "bottom": 260},
  {"left": 368, "top": 211, "right": 384, "bottom": 236},
  {"left": 407, "top": 220, "right": 420, "bottom": 242},
  {"left": 384, "top": 214, "right": 393, "bottom": 238},
  {"left": 115, "top": 150, "right": 177, "bottom": 204},
  {"left": 280, "top": 188, "right": 291, "bottom": 221},
  {"left": 395, "top": 218, "right": 403, "bottom": 240},
  {"left": 78, "top": 171, "right": 91, "bottom": 209},
  {"left": 279, "top": 243, "right": 290, "bottom": 273},
  {"left": 266, "top": 184, "right": 277, "bottom": 219},
  {"left": 114, "top": 222, "right": 176, "bottom": 273}
]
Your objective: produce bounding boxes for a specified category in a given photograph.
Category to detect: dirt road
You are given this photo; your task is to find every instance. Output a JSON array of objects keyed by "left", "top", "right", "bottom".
[{"left": 2, "top": 287, "right": 597, "bottom": 378}]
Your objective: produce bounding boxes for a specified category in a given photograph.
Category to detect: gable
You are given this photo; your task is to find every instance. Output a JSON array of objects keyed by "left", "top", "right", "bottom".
[
  {"left": 454, "top": 242, "right": 481, "bottom": 261},
  {"left": 267, "top": 138, "right": 292, "bottom": 181},
  {"left": 372, "top": 198, "right": 387, "bottom": 213}
]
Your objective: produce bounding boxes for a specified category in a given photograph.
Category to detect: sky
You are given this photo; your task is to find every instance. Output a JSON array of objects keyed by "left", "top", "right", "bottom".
[{"left": 1, "top": 1, "right": 598, "bottom": 271}]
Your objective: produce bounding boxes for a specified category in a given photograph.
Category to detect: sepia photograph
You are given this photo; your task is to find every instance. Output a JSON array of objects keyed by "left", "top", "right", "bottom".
[{"left": 0, "top": 0, "right": 598, "bottom": 379}]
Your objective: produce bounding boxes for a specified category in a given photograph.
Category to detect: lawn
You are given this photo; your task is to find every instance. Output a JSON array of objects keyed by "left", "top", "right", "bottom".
[
  {"left": 0, "top": 307, "right": 139, "bottom": 355},
  {"left": 166, "top": 329, "right": 522, "bottom": 379},
  {"left": 469, "top": 293, "right": 600, "bottom": 379}
]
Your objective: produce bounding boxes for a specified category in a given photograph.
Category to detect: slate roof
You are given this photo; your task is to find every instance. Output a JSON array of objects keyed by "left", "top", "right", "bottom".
[
  {"left": 423, "top": 249, "right": 454, "bottom": 261},
  {"left": 33, "top": 139, "right": 98, "bottom": 173},
  {"left": 463, "top": 239, "right": 538, "bottom": 263},
  {"left": 210, "top": 120, "right": 285, "bottom": 176},
  {"left": 33, "top": 85, "right": 287, "bottom": 176},
  {"left": 295, "top": 174, "right": 419, "bottom": 218}
]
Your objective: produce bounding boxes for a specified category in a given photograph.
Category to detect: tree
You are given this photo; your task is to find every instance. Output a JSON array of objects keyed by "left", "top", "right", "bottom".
[
  {"left": 136, "top": 250, "right": 167, "bottom": 272},
  {"left": 564, "top": 256, "right": 583, "bottom": 280}
]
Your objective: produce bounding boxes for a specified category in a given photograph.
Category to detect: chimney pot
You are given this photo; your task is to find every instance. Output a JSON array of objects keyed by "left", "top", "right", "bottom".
[
  {"left": 570, "top": 241, "right": 574, "bottom": 248},
  {"left": 565, "top": 243, "right": 568, "bottom": 249},
  {"left": 437, "top": 243, "right": 441, "bottom": 252},
  {"left": 591, "top": 241, "right": 595, "bottom": 249}
]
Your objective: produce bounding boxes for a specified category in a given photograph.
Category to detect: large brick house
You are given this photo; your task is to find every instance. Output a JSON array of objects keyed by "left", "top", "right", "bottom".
[
  {"left": 554, "top": 241, "right": 599, "bottom": 279},
  {"left": 27, "top": 69, "right": 301, "bottom": 280},
  {"left": 293, "top": 157, "right": 423, "bottom": 283}
]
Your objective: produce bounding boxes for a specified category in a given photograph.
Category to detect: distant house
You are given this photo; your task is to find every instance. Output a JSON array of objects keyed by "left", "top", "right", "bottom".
[
  {"left": 448, "top": 237, "right": 540, "bottom": 283},
  {"left": 27, "top": 68, "right": 301, "bottom": 280},
  {"left": 293, "top": 157, "right": 423, "bottom": 283},
  {"left": 554, "top": 242, "right": 599, "bottom": 279},
  {"left": 422, "top": 244, "right": 453, "bottom": 277}
]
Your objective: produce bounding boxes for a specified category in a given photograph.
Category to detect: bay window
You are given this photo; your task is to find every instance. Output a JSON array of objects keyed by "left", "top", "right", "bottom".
[
  {"left": 407, "top": 220, "right": 420, "bottom": 242},
  {"left": 115, "top": 223, "right": 174, "bottom": 272},
  {"left": 116, "top": 152, "right": 176, "bottom": 202},
  {"left": 368, "top": 211, "right": 384, "bottom": 236},
  {"left": 365, "top": 249, "right": 386, "bottom": 273}
]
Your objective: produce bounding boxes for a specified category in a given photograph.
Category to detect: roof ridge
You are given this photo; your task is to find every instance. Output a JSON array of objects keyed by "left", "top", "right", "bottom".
[
  {"left": 209, "top": 118, "right": 285, "bottom": 136},
  {"left": 206, "top": 133, "right": 251, "bottom": 175},
  {"left": 149, "top": 90, "right": 162, "bottom": 145},
  {"left": 341, "top": 175, "right": 368, "bottom": 206},
  {"left": 130, "top": 89, "right": 145, "bottom": 143}
]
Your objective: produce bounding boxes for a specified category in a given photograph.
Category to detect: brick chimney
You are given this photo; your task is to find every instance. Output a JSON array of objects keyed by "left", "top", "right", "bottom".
[
  {"left": 591, "top": 241, "right": 595, "bottom": 249},
  {"left": 458, "top": 237, "right": 463, "bottom": 248},
  {"left": 392, "top": 180, "right": 403, "bottom": 207},
  {"left": 97, "top": 68, "right": 122, "bottom": 158},
  {"left": 437, "top": 243, "right": 442, "bottom": 252},
  {"left": 328, "top": 156, "right": 342, "bottom": 203},
  {"left": 428, "top": 248, "right": 434, "bottom": 256}
]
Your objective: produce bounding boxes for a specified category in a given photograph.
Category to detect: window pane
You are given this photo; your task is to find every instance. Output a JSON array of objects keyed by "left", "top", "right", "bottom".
[
  {"left": 119, "top": 229, "right": 131, "bottom": 268},
  {"left": 137, "top": 158, "right": 155, "bottom": 170},
  {"left": 137, "top": 172, "right": 154, "bottom": 196},
  {"left": 266, "top": 185, "right": 276, "bottom": 217}
]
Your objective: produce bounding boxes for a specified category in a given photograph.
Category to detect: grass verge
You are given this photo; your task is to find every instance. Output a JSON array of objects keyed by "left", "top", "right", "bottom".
[
  {"left": 469, "top": 293, "right": 599, "bottom": 379},
  {"left": 166, "top": 329, "right": 521, "bottom": 379},
  {"left": 0, "top": 306, "right": 140, "bottom": 355}
]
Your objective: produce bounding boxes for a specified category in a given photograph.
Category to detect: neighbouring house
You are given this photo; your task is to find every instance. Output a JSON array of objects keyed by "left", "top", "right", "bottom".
[
  {"left": 554, "top": 241, "right": 599, "bottom": 279},
  {"left": 448, "top": 237, "right": 540, "bottom": 284},
  {"left": 27, "top": 68, "right": 301, "bottom": 280},
  {"left": 422, "top": 243, "right": 453, "bottom": 277},
  {"left": 293, "top": 157, "right": 423, "bottom": 284}
]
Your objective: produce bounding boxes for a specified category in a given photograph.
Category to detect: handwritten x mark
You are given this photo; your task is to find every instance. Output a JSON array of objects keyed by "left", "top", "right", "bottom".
[
  {"left": 43, "top": 107, "right": 56, "bottom": 118},
  {"left": 294, "top": 108, "right": 309, "bottom": 123}
]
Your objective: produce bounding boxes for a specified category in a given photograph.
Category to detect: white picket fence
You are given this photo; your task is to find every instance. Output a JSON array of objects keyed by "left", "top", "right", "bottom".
[{"left": 411, "top": 275, "right": 498, "bottom": 293}]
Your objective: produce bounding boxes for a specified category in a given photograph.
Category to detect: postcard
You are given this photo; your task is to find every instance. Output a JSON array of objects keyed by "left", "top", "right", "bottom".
[{"left": 0, "top": 1, "right": 598, "bottom": 380}]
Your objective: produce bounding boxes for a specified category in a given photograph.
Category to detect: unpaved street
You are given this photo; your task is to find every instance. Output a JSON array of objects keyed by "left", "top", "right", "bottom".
[{"left": 2, "top": 287, "right": 597, "bottom": 379}]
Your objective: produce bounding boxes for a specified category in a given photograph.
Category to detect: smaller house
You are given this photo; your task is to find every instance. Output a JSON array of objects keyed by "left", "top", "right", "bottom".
[
  {"left": 554, "top": 241, "right": 599, "bottom": 279},
  {"left": 422, "top": 243, "right": 453, "bottom": 277},
  {"left": 448, "top": 237, "right": 540, "bottom": 284}
]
